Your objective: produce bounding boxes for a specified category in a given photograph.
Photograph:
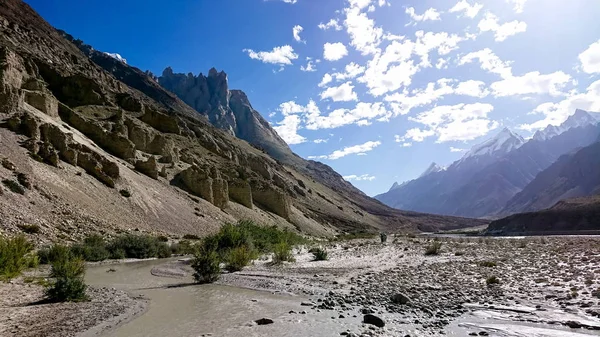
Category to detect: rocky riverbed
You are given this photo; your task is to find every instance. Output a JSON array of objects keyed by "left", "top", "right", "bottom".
[{"left": 1, "top": 236, "right": 599, "bottom": 337}]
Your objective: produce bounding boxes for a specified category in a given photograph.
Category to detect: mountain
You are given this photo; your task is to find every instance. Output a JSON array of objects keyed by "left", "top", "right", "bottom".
[
  {"left": 375, "top": 120, "right": 600, "bottom": 218},
  {"left": 484, "top": 196, "right": 600, "bottom": 235},
  {"left": 0, "top": 0, "right": 481, "bottom": 243},
  {"left": 502, "top": 139, "right": 600, "bottom": 214},
  {"left": 419, "top": 162, "right": 444, "bottom": 178},
  {"left": 533, "top": 109, "right": 598, "bottom": 141}
]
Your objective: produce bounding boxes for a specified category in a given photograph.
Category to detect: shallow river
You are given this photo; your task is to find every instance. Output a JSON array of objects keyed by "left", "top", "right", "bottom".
[{"left": 84, "top": 259, "right": 600, "bottom": 337}]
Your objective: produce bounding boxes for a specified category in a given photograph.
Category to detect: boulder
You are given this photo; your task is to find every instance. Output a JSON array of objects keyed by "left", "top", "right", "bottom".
[
  {"left": 139, "top": 108, "right": 180, "bottom": 134},
  {"left": 37, "top": 142, "right": 59, "bottom": 166},
  {"left": 254, "top": 318, "right": 274, "bottom": 325},
  {"left": 23, "top": 89, "right": 58, "bottom": 117},
  {"left": 134, "top": 156, "right": 159, "bottom": 179},
  {"left": 391, "top": 293, "right": 411, "bottom": 305},
  {"left": 77, "top": 151, "right": 116, "bottom": 188},
  {"left": 115, "top": 92, "right": 142, "bottom": 112},
  {"left": 363, "top": 314, "right": 385, "bottom": 328},
  {"left": 228, "top": 179, "right": 253, "bottom": 209}
]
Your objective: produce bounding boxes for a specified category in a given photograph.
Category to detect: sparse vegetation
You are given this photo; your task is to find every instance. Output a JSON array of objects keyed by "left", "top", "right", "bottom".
[
  {"left": 272, "top": 241, "right": 295, "bottom": 264},
  {"left": 224, "top": 245, "right": 256, "bottom": 272},
  {"left": 0, "top": 235, "right": 36, "bottom": 280},
  {"left": 107, "top": 234, "right": 171, "bottom": 259},
  {"left": 311, "top": 247, "right": 328, "bottom": 261},
  {"left": 16, "top": 172, "right": 31, "bottom": 189},
  {"left": 2, "top": 179, "right": 25, "bottom": 194},
  {"left": 183, "top": 234, "right": 200, "bottom": 240},
  {"left": 45, "top": 248, "right": 87, "bottom": 302},
  {"left": 424, "top": 241, "right": 443, "bottom": 256},
  {"left": 71, "top": 234, "right": 110, "bottom": 262},
  {"left": 191, "top": 247, "right": 221, "bottom": 284},
  {"left": 486, "top": 275, "right": 500, "bottom": 286},
  {"left": 17, "top": 223, "right": 41, "bottom": 234},
  {"left": 119, "top": 189, "right": 131, "bottom": 197}
]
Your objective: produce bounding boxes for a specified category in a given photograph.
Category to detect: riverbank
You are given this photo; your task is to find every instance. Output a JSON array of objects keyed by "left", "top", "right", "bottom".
[{"left": 1, "top": 236, "right": 599, "bottom": 336}]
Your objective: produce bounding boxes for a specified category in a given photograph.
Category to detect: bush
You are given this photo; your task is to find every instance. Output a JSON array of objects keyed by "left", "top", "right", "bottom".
[
  {"left": 486, "top": 275, "right": 500, "bottom": 286},
  {"left": 71, "top": 235, "right": 110, "bottom": 262},
  {"left": 272, "top": 241, "right": 295, "bottom": 264},
  {"left": 183, "top": 234, "right": 200, "bottom": 240},
  {"left": 17, "top": 223, "right": 41, "bottom": 234},
  {"left": 0, "top": 235, "right": 35, "bottom": 280},
  {"left": 45, "top": 254, "right": 87, "bottom": 302},
  {"left": 424, "top": 241, "right": 443, "bottom": 256},
  {"left": 119, "top": 189, "right": 131, "bottom": 198},
  {"left": 156, "top": 242, "right": 172, "bottom": 258},
  {"left": 170, "top": 240, "right": 196, "bottom": 255},
  {"left": 2, "top": 179, "right": 25, "bottom": 194},
  {"left": 38, "top": 244, "right": 72, "bottom": 265},
  {"left": 311, "top": 247, "right": 328, "bottom": 261},
  {"left": 191, "top": 248, "right": 221, "bottom": 284},
  {"left": 225, "top": 245, "right": 256, "bottom": 272},
  {"left": 107, "top": 234, "right": 163, "bottom": 259}
]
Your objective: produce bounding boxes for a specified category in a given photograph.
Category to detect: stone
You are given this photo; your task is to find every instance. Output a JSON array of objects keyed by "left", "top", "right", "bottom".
[
  {"left": 212, "top": 177, "right": 229, "bottom": 209},
  {"left": 159, "top": 166, "right": 168, "bottom": 178},
  {"left": 391, "top": 293, "right": 411, "bottom": 305},
  {"left": 363, "top": 314, "right": 385, "bottom": 328},
  {"left": 139, "top": 107, "right": 180, "bottom": 134},
  {"left": 134, "top": 156, "right": 159, "bottom": 179},
  {"left": 251, "top": 182, "right": 290, "bottom": 220},
  {"left": 247, "top": 154, "right": 273, "bottom": 180},
  {"left": 23, "top": 89, "right": 58, "bottom": 117},
  {"left": 228, "top": 179, "right": 253, "bottom": 209},
  {"left": 37, "top": 142, "right": 59, "bottom": 166},
  {"left": 254, "top": 318, "right": 274, "bottom": 325},
  {"left": 115, "top": 92, "right": 142, "bottom": 112}
]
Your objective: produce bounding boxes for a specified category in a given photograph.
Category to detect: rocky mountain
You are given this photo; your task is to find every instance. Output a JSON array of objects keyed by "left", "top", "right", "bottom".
[
  {"left": 375, "top": 118, "right": 600, "bottom": 218},
  {"left": 419, "top": 162, "right": 444, "bottom": 178},
  {"left": 484, "top": 196, "right": 600, "bottom": 235},
  {"left": 0, "top": 0, "right": 481, "bottom": 243},
  {"left": 502, "top": 139, "right": 600, "bottom": 214},
  {"left": 533, "top": 109, "right": 599, "bottom": 141}
]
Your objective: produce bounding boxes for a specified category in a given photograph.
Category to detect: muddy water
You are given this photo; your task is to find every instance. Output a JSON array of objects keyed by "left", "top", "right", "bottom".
[{"left": 85, "top": 260, "right": 366, "bottom": 337}]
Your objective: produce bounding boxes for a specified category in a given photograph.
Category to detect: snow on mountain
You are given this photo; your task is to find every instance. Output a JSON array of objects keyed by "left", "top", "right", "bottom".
[
  {"left": 419, "top": 162, "right": 444, "bottom": 178},
  {"left": 461, "top": 128, "right": 525, "bottom": 161},
  {"left": 533, "top": 109, "right": 599, "bottom": 141},
  {"left": 103, "top": 52, "right": 127, "bottom": 64}
]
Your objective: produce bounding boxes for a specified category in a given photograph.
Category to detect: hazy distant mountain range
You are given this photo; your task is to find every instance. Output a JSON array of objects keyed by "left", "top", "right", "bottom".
[{"left": 376, "top": 109, "right": 600, "bottom": 218}]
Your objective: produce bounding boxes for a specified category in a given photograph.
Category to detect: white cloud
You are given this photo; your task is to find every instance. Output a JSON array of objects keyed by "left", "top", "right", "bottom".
[
  {"left": 273, "top": 115, "right": 306, "bottom": 145},
  {"left": 459, "top": 48, "right": 512, "bottom": 78},
  {"left": 309, "top": 140, "right": 381, "bottom": 160},
  {"left": 397, "top": 128, "right": 436, "bottom": 142},
  {"left": 319, "top": 81, "right": 358, "bottom": 102},
  {"left": 506, "top": 0, "right": 526, "bottom": 13},
  {"left": 519, "top": 80, "right": 600, "bottom": 131},
  {"left": 435, "top": 58, "right": 448, "bottom": 69},
  {"left": 307, "top": 102, "right": 388, "bottom": 129},
  {"left": 323, "top": 42, "right": 349, "bottom": 61},
  {"left": 281, "top": 0, "right": 298, "bottom": 3},
  {"left": 579, "top": 39, "right": 600, "bottom": 74},
  {"left": 300, "top": 60, "right": 317, "bottom": 72},
  {"left": 332, "top": 62, "right": 366, "bottom": 81},
  {"left": 344, "top": 4, "right": 383, "bottom": 55},
  {"left": 407, "top": 103, "right": 499, "bottom": 142},
  {"left": 401, "top": 142, "right": 412, "bottom": 147},
  {"left": 384, "top": 78, "right": 488, "bottom": 115},
  {"left": 318, "top": 19, "right": 343, "bottom": 31},
  {"left": 318, "top": 73, "right": 333, "bottom": 87},
  {"left": 343, "top": 174, "right": 376, "bottom": 181},
  {"left": 405, "top": 7, "right": 442, "bottom": 24},
  {"left": 450, "top": 147, "right": 466, "bottom": 152},
  {"left": 278, "top": 99, "right": 320, "bottom": 116},
  {"left": 313, "top": 138, "right": 329, "bottom": 143},
  {"left": 478, "top": 12, "right": 527, "bottom": 42},
  {"left": 491, "top": 71, "right": 572, "bottom": 97},
  {"left": 243, "top": 45, "right": 299, "bottom": 65},
  {"left": 449, "top": 0, "right": 483, "bottom": 18},
  {"left": 293, "top": 25, "right": 305, "bottom": 43}
]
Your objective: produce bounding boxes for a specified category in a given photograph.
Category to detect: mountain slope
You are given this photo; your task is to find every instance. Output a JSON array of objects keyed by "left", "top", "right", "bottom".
[
  {"left": 0, "top": 0, "right": 481, "bottom": 242},
  {"left": 502, "top": 140, "right": 600, "bottom": 214}
]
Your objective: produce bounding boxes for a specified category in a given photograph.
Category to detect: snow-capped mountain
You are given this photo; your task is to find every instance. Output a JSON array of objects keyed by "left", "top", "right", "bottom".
[
  {"left": 103, "top": 52, "right": 127, "bottom": 64},
  {"left": 461, "top": 128, "right": 525, "bottom": 161},
  {"left": 419, "top": 162, "right": 444, "bottom": 178},
  {"left": 533, "top": 109, "right": 599, "bottom": 141},
  {"left": 388, "top": 181, "right": 407, "bottom": 192}
]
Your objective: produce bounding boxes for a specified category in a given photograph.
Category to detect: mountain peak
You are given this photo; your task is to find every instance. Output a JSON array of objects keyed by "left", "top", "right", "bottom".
[
  {"left": 419, "top": 162, "right": 443, "bottom": 178},
  {"left": 533, "top": 109, "right": 599, "bottom": 141},
  {"left": 462, "top": 127, "right": 525, "bottom": 160}
]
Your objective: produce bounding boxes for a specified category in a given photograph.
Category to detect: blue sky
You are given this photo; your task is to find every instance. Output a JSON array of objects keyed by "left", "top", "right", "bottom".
[{"left": 26, "top": 0, "right": 600, "bottom": 196}]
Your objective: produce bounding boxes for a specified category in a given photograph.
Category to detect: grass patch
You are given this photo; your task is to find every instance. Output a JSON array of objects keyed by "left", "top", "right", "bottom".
[
  {"left": 424, "top": 241, "right": 443, "bottom": 256},
  {"left": 17, "top": 223, "right": 41, "bottom": 234},
  {"left": 486, "top": 275, "right": 500, "bottom": 286},
  {"left": 310, "top": 247, "right": 328, "bottom": 261},
  {"left": 0, "top": 235, "right": 36, "bottom": 280},
  {"left": 119, "top": 189, "right": 131, "bottom": 198},
  {"left": 2, "top": 179, "right": 25, "bottom": 194}
]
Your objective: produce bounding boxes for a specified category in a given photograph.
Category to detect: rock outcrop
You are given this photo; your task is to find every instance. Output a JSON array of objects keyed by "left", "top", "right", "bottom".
[
  {"left": 250, "top": 180, "right": 290, "bottom": 220},
  {"left": 179, "top": 165, "right": 229, "bottom": 209},
  {"left": 228, "top": 179, "right": 253, "bottom": 209},
  {"left": 134, "top": 156, "right": 158, "bottom": 179}
]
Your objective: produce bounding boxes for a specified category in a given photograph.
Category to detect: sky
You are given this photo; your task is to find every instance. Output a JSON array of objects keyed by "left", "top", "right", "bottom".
[{"left": 25, "top": 0, "right": 600, "bottom": 196}]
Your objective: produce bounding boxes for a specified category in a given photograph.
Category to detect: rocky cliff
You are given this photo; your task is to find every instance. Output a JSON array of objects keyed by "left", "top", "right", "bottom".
[{"left": 0, "top": 0, "right": 483, "bottom": 243}]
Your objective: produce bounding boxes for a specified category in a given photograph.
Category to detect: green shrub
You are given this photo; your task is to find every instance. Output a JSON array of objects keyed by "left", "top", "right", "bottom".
[
  {"left": 38, "top": 244, "right": 72, "bottom": 265},
  {"left": 191, "top": 248, "right": 221, "bottom": 284},
  {"left": 486, "top": 275, "right": 500, "bottom": 286},
  {"left": 170, "top": 240, "right": 196, "bottom": 255},
  {"left": 17, "top": 223, "right": 41, "bottom": 234},
  {"left": 225, "top": 245, "right": 256, "bottom": 272},
  {"left": 311, "top": 247, "right": 328, "bottom": 261},
  {"left": 2, "top": 179, "right": 25, "bottom": 194},
  {"left": 71, "top": 234, "right": 110, "bottom": 262},
  {"left": 424, "top": 241, "right": 443, "bottom": 256},
  {"left": 45, "top": 255, "right": 87, "bottom": 302},
  {"left": 107, "top": 234, "right": 161, "bottom": 259},
  {"left": 183, "top": 234, "right": 200, "bottom": 240},
  {"left": 156, "top": 242, "right": 172, "bottom": 258},
  {"left": 16, "top": 173, "right": 31, "bottom": 189},
  {"left": 119, "top": 189, "right": 131, "bottom": 198},
  {"left": 0, "top": 235, "right": 35, "bottom": 280},
  {"left": 272, "top": 241, "right": 295, "bottom": 264}
]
